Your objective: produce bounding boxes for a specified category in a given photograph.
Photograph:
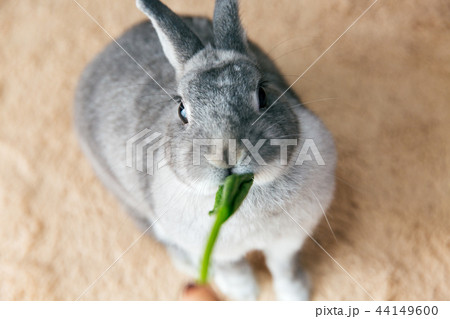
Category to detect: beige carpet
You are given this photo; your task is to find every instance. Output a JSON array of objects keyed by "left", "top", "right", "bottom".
[{"left": 1, "top": 0, "right": 449, "bottom": 300}]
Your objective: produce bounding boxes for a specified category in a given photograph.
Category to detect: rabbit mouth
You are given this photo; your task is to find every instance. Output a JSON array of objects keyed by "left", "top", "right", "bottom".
[
  {"left": 193, "top": 163, "right": 287, "bottom": 194},
  {"left": 252, "top": 165, "right": 287, "bottom": 186},
  {"left": 167, "top": 141, "right": 291, "bottom": 193}
]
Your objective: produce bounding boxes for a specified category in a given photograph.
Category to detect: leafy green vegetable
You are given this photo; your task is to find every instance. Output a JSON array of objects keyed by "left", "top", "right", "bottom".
[
  {"left": 198, "top": 173, "right": 254, "bottom": 284},
  {"left": 208, "top": 184, "right": 223, "bottom": 216}
]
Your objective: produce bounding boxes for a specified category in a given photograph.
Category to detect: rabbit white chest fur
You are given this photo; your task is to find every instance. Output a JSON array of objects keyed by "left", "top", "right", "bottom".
[{"left": 75, "top": 0, "right": 336, "bottom": 300}]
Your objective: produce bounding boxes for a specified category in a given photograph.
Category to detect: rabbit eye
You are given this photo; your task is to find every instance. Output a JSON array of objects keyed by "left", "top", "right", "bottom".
[
  {"left": 178, "top": 102, "right": 188, "bottom": 124},
  {"left": 258, "top": 87, "right": 267, "bottom": 109}
]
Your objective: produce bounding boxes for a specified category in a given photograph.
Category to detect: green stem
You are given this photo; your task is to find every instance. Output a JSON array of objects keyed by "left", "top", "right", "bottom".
[
  {"left": 198, "top": 207, "right": 228, "bottom": 284},
  {"left": 197, "top": 173, "right": 253, "bottom": 284}
]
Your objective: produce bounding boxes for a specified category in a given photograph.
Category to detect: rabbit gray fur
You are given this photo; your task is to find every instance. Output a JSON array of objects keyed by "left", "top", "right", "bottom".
[{"left": 74, "top": 0, "right": 336, "bottom": 300}]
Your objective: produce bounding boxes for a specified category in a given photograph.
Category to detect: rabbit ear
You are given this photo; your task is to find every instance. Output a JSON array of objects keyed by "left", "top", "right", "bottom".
[
  {"left": 137, "top": 0, "right": 204, "bottom": 74},
  {"left": 213, "top": 0, "right": 248, "bottom": 54}
]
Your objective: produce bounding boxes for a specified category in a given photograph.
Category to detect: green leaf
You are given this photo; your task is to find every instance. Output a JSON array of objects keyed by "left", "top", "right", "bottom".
[
  {"left": 231, "top": 179, "right": 253, "bottom": 213},
  {"left": 208, "top": 184, "right": 224, "bottom": 216},
  {"left": 198, "top": 173, "right": 254, "bottom": 284}
]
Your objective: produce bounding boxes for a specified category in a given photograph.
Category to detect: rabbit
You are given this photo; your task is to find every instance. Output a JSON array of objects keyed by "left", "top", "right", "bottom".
[{"left": 74, "top": 0, "right": 336, "bottom": 300}]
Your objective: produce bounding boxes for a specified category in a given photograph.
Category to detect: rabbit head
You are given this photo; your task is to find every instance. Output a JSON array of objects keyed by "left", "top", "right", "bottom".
[{"left": 137, "top": 0, "right": 300, "bottom": 194}]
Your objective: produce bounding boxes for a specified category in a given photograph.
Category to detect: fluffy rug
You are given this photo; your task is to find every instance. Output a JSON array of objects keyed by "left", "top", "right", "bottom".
[{"left": 1, "top": 0, "right": 449, "bottom": 300}]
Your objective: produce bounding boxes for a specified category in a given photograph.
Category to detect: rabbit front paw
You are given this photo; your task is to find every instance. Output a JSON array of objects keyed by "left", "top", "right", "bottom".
[
  {"left": 214, "top": 270, "right": 259, "bottom": 300},
  {"left": 213, "top": 258, "right": 259, "bottom": 300},
  {"left": 273, "top": 269, "right": 310, "bottom": 301}
]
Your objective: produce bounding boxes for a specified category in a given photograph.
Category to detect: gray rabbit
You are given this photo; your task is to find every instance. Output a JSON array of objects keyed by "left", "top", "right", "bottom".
[{"left": 74, "top": 0, "right": 336, "bottom": 300}]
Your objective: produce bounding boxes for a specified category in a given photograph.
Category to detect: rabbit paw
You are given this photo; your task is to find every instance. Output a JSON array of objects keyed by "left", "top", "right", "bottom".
[
  {"left": 214, "top": 270, "right": 259, "bottom": 300},
  {"left": 274, "top": 270, "right": 310, "bottom": 301}
]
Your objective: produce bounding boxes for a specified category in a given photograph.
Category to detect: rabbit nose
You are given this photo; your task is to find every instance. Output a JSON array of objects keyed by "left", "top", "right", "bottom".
[{"left": 207, "top": 145, "right": 232, "bottom": 169}]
